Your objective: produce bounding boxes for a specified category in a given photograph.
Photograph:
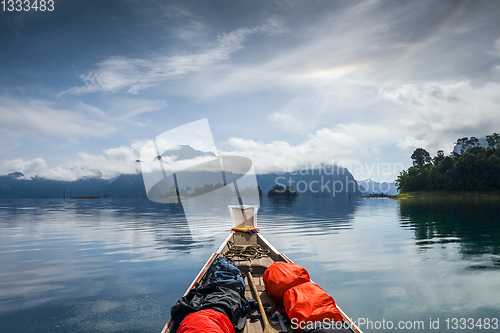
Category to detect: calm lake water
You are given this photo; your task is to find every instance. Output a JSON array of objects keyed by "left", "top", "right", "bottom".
[{"left": 0, "top": 197, "right": 499, "bottom": 333}]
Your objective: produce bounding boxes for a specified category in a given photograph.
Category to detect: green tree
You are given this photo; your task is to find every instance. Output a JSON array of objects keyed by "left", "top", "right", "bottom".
[
  {"left": 456, "top": 137, "right": 468, "bottom": 154},
  {"left": 487, "top": 154, "right": 500, "bottom": 189},
  {"left": 411, "top": 148, "right": 431, "bottom": 168},
  {"left": 433, "top": 150, "right": 445, "bottom": 165},
  {"left": 457, "top": 136, "right": 479, "bottom": 154},
  {"left": 467, "top": 137, "right": 479, "bottom": 149},
  {"left": 396, "top": 133, "right": 500, "bottom": 192},
  {"left": 268, "top": 185, "right": 298, "bottom": 198},
  {"left": 486, "top": 133, "right": 500, "bottom": 149}
]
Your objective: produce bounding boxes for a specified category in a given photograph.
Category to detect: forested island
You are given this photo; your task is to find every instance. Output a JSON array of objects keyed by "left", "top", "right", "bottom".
[
  {"left": 396, "top": 134, "right": 500, "bottom": 192},
  {"left": 267, "top": 185, "right": 299, "bottom": 199}
]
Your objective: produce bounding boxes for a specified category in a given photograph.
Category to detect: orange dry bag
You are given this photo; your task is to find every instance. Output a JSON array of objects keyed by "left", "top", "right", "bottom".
[
  {"left": 283, "top": 281, "right": 343, "bottom": 327},
  {"left": 177, "top": 309, "right": 235, "bottom": 333},
  {"left": 263, "top": 262, "right": 311, "bottom": 303}
]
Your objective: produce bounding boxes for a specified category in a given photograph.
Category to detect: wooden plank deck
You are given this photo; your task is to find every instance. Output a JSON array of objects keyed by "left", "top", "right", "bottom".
[{"left": 234, "top": 256, "right": 292, "bottom": 333}]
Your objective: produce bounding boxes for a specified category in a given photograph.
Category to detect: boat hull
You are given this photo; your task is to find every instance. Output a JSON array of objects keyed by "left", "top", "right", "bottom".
[{"left": 162, "top": 231, "right": 363, "bottom": 333}]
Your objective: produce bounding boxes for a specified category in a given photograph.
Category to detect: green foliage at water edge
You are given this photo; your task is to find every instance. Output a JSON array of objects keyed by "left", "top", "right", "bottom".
[{"left": 396, "top": 134, "right": 500, "bottom": 192}]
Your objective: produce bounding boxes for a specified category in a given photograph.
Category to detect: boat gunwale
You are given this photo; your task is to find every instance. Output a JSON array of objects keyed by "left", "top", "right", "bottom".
[{"left": 162, "top": 232, "right": 236, "bottom": 333}]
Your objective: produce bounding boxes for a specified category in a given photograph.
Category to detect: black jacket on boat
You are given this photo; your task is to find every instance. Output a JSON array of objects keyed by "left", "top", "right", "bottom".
[
  {"left": 203, "top": 257, "right": 246, "bottom": 296},
  {"left": 171, "top": 257, "right": 255, "bottom": 331},
  {"left": 171, "top": 283, "right": 252, "bottom": 331}
]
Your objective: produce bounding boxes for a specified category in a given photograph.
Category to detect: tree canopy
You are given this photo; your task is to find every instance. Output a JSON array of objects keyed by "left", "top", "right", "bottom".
[
  {"left": 411, "top": 148, "right": 431, "bottom": 167},
  {"left": 396, "top": 134, "right": 500, "bottom": 192}
]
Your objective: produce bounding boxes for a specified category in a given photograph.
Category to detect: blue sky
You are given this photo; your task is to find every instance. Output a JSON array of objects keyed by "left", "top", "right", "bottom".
[{"left": 1, "top": 0, "right": 500, "bottom": 182}]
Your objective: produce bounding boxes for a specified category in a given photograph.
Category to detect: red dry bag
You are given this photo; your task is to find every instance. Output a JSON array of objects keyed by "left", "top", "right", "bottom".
[
  {"left": 177, "top": 309, "right": 235, "bottom": 333},
  {"left": 283, "top": 281, "right": 343, "bottom": 327},
  {"left": 263, "top": 262, "right": 310, "bottom": 303}
]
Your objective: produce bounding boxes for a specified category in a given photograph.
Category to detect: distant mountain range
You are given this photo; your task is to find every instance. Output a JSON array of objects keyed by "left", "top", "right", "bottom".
[
  {"left": 158, "top": 144, "right": 217, "bottom": 161},
  {"left": 357, "top": 179, "right": 398, "bottom": 195},
  {"left": 257, "top": 165, "right": 362, "bottom": 197},
  {"left": 0, "top": 145, "right": 390, "bottom": 199},
  {"left": 0, "top": 172, "right": 146, "bottom": 199},
  {"left": 0, "top": 167, "right": 369, "bottom": 199}
]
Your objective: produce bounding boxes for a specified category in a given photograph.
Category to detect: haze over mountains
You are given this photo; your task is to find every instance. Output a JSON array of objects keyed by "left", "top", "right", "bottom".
[
  {"left": 156, "top": 144, "right": 217, "bottom": 162},
  {"left": 357, "top": 179, "right": 398, "bottom": 196},
  {"left": 0, "top": 145, "right": 394, "bottom": 198}
]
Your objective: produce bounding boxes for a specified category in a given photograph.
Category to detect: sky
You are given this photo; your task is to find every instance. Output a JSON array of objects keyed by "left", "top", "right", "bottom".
[{"left": 1, "top": 0, "right": 500, "bottom": 182}]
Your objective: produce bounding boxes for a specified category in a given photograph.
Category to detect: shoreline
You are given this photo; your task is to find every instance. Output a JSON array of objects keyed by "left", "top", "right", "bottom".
[{"left": 391, "top": 191, "right": 500, "bottom": 200}]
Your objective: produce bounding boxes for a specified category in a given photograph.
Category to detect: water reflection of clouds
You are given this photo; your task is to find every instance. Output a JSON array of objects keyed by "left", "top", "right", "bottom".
[
  {"left": 260, "top": 198, "right": 500, "bottom": 322},
  {"left": 0, "top": 199, "right": 223, "bottom": 260},
  {"left": 1, "top": 198, "right": 500, "bottom": 332},
  {"left": 0, "top": 198, "right": 230, "bottom": 320},
  {"left": 65, "top": 297, "right": 168, "bottom": 333}
]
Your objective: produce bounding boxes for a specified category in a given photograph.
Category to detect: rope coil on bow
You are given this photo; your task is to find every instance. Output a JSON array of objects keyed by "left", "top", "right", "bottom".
[{"left": 223, "top": 241, "right": 270, "bottom": 261}]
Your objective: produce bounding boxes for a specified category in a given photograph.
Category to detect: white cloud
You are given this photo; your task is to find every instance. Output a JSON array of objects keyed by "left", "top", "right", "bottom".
[
  {"left": 5, "top": 77, "right": 500, "bottom": 183},
  {"left": 217, "top": 78, "right": 500, "bottom": 177},
  {"left": 66, "top": 20, "right": 286, "bottom": 95},
  {"left": 4, "top": 78, "right": 499, "bottom": 182},
  {"left": 2, "top": 122, "right": 391, "bottom": 180},
  {"left": 2, "top": 141, "right": 146, "bottom": 181},
  {"left": 3, "top": 2, "right": 499, "bottom": 183},
  {"left": 161, "top": 5, "right": 194, "bottom": 18},
  {"left": 379, "top": 80, "right": 500, "bottom": 153},
  {"left": 495, "top": 38, "right": 500, "bottom": 55},
  {"left": 397, "top": 136, "right": 427, "bottom": 151},
  {"left": 0, "top": 97, "right": 116, "bottom": 141},
  {"left": 268, "top": 101, "right": 322, "bottom": 134},
  {"left": 0, "top": 96, "right": 169, "bottom": 147},
  {"left": 107, "top": 98, "right": 167, "bottom": 120},
  {"left": 174, "top": 3, "right": 419, "bottom": 99},
  {"left": 169, "top": 2, "right": 499, "bottom": 109},
  {"left": 2, "top": 158, "right": 49, "bottom": 177},
  {"left": 221, "top": 123, "right": 393, "bottom": 174}
]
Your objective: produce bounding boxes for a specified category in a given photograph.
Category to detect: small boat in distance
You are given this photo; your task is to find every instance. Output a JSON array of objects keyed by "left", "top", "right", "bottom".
[{"left": 162, "top": 205, "right": 363, "bottom": 333}]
